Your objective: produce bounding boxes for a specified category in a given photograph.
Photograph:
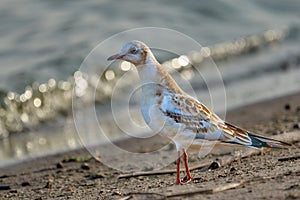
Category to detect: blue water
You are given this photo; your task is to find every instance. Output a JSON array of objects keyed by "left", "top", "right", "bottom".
[
  {"left": 1, "top": 0, "right": 299, "bottom": 92},
  {"left": 0, "top": 0, "right": 300, "bottom": 167}
]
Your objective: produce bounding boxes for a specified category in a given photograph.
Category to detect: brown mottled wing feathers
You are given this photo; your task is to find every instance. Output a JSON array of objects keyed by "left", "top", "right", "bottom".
[
  {"left": 159, "top": 90, "right": 252, "bottom": 144},
  {"left": 159, "top": 91, "right": 222, "bottom": 135},
  {"left": 219, "top": 122, "right": 251, "bottom": 145}
]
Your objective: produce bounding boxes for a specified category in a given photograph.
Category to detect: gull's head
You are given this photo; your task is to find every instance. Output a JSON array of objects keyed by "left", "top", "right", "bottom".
[{"left": 107, "top": 40, "right": 150, "bottom": 66}]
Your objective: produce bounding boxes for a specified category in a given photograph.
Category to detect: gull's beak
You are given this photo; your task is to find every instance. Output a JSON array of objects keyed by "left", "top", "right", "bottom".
[{"left": 107, "top": 53, "right": 124, "bottom": 61}]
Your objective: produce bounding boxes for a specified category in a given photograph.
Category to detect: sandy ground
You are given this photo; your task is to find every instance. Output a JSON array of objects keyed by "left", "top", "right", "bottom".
[{"left": 0, "top": 92, "right": 300, "bottom": 200}]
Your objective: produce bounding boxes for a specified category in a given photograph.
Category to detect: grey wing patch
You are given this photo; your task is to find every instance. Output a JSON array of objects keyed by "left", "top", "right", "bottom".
[
  {"left": 159, "top": 92, "right": 221, "bottom": 135},
  {"left": 161, "top": 109, "right": 206, "bottom": 132},
  {"left": 160, "top": 108, "right": 223, "bottom": 141}
]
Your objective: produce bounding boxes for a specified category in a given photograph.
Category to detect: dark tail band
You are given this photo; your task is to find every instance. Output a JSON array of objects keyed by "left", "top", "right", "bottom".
[{"left": 247, "top": 132, "right": 291, "bottom": 149}]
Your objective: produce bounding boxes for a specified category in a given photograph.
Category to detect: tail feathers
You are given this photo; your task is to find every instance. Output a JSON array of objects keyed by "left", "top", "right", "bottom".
[
  {"left": 220, "top": 122, "right": 291, "bottom": 149},
  {"left": 247, "top": 132, "right": 291, "bottom": 149}
]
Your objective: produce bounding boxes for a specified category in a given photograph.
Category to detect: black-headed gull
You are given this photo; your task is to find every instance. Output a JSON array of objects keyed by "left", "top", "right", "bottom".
[{"left": 108, "top": 40, "right": 290, "bottom": 185}]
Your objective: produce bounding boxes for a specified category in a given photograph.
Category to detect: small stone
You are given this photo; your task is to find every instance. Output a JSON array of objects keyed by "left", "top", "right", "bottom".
[
  {"left": 230, "top": 167, "right": 236, "bottom": 172},
  {"left": 35, "top": 197, "right": 42, "bottom": 200},
  {"left": 208, "top": 161, "right": 220, "bottom": 170},
  {"left": 45, "top": 181, "right": 52, "bottom": 189},
  {"left": 0, "top": 185, "right": 11, "bottom": 190},
  {"left": 218, "top": 174, "right": 227, "bottom": 178},
  {"left": 284, "top": 104, "right": 291, "bottom": 110},
  {"left": 113, "top": 191, "right": 122, "bottom": 195},
  {"left": 81, "top": 163, "right": 90, "bottom": 170},
  {"left": 21, "top": 181, "right": 30, "bottom": 187},
  {"left": 65, "top": 186, "right": 72, "bottom": 192},
  {"left": 56, "top": 162, "right": 64, "bottom": 169},
  {"left": 84, "top": 173, "right": 105, "bottom": 180},
  {"left": 293, "top": 123, "right": 299, "bottom": 129}
]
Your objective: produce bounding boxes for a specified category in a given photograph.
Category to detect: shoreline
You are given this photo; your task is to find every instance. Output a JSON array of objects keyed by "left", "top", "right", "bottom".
[
  {"left": 0, "top": 91, "right": 299, "bottom": 199},
  {"left": 2, "top": 90, "right": 299, "bottom": 171}
]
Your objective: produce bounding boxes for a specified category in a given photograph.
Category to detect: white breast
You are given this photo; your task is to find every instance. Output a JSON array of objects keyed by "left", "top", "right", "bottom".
[{"left": 140, "top": 88, "right": 183, "bottom": 139}]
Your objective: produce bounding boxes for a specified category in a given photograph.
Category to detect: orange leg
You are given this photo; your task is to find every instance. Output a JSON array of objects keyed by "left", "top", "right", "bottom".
[
  {"left": 176, "top": 151, "right": 181, "bottom": 185},
  {"left": 176, "top": 149, "right": 193, "bottom": 185},
  {"left": 182, "top": 148, "right": 192, "bottom": 184}
]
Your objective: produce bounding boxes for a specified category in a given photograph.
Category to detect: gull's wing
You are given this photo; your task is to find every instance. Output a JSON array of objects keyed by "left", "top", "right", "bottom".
[
  {"left": 159, "top": 89, "right": 252, "bottom": 145},
  {"left": 158, "top": 88, "right": 290, "bottom": 148}
]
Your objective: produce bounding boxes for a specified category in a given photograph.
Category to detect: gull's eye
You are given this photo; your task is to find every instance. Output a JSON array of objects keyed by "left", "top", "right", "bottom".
[{"left": 129, "top": 47, "right": 138, "bottom": 54}]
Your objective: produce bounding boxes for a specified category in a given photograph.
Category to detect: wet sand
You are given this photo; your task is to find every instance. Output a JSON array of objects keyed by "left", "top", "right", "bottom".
[{"left": 0, "top": 92, "right": 300, "bottom": 200}]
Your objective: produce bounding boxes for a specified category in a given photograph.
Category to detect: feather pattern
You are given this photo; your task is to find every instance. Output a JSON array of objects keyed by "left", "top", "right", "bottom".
[
  {"left": 158, "top": 88, "right": 225, "bottom": 141},
  {"left": 157, "top": 87, "right": 289, "bottom": 148}
]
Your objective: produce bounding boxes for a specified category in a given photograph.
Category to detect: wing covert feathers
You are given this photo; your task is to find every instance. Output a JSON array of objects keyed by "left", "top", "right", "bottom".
[{"left": 158, "top": 87, "right": 290, "bottom": 148}]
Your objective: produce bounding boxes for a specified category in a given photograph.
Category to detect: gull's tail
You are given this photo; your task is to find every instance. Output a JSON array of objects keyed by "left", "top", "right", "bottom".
[
  {"left": 247, "top": 132, "right": 291, "bottom": 149},
  {"left": 221, "top": 122, "right": 291, "bottom": 149}
]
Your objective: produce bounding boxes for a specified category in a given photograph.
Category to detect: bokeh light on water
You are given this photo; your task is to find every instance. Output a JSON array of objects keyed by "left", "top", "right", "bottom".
[{"left": 0, "top": 0, "right": 300, "bottom": 166}]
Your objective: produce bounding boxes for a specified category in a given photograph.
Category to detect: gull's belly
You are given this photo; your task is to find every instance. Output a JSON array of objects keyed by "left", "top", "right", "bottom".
[
  {"left": 141, "top": 97, "right": 183, "bottom": 138},
  {"left": 141, "top": 100, "right": 196, "bottom": 150}
]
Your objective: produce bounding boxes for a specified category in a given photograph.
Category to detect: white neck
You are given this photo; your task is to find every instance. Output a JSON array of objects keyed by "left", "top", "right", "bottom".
[
  {"left": 136, "top": 51, "right": 161, "bottom": 84},
  {"left": 136, "top": 51, "right": 183, "bottom": 94}
]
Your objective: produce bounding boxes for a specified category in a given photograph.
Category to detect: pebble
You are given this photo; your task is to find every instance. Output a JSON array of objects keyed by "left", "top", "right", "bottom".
[
  {"left": 65, "top": 186, "right": 73, "bottom": 192},
  {"left": 84, "top": 173, "right": 105, "bottom": 180},
  {"left": 284, "top": 104, "right": 291, "bottom": 110},
  {"left": 81, "top": 163, "right": 90, "bottom": 170},
  {"left": 0, "top": 185, "right": 11, "bottom": 190},
  {"left": 230, "top": 167, "right": 236, "bottom": 172},
  {"left": 208, "top": 161, "right": 221, "bottom": 170},
  {"left": 56, "top": 162, "right": 64, "bottom": 169},
  {"left": 21, "top": 181, "right": 30, "bottom": 187},
  {"left": 45, "top": 181, "right": 52, "bottom": 189},
  {"left": 293, "top": 123, "right": 299, "bottom": 129},
  {"left": 113, "top": 191, "right": 122, "bottom": 195},
  {"left": 286, "top": 184, "right": 300, "bottom": 190}
]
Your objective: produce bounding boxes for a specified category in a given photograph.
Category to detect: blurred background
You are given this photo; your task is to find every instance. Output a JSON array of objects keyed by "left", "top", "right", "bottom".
[{"left": 0, "top": 0, "right": 300, "bottom": 167}]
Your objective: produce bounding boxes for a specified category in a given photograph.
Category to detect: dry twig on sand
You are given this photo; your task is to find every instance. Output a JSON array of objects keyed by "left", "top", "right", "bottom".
[{"left": 122, "top": 181, "right": 245, "bottom": 199}]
